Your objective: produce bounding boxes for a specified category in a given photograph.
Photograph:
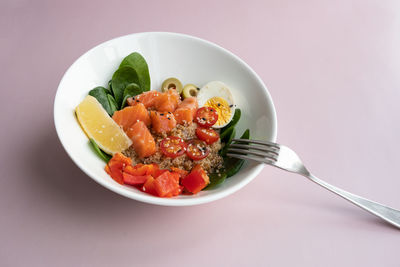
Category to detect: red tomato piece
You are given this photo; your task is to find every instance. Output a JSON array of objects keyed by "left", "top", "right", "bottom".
[
  {"left": 195, "top": 127, "right": 220, "bottom": 144},
  {"left": 181, "top": 165, "right": 210, "bottom": 194},
  {"left": 122, "top": 173, "right": 152, "bottom": 185},
  {"left": 194, "top": 107, "right": 218, "bottom": 128},
  {"left": 186, "top": 139, "right": 210, "bottom": 160},
  {"left": 160, "top": 136, "right": 187, "bottom": 158}
]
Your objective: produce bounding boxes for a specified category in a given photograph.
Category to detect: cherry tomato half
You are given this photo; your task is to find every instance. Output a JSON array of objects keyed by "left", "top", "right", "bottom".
[
  {"left": 186, "top": 139, "right": 210, "bottom": 161},
  {"left": 195, "top": 127, "right": 219, "bottom": 145},
  {"left": 195, "top": 107, "right": 218, "bottom": 128},
  {"left": 160, "top": 136, "right": 187, "bottom": 158}
]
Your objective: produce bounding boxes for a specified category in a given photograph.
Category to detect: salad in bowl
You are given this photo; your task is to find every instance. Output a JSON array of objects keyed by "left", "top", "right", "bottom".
[
  {"left": 75, "top": 52, "right": 249, "bottom": 198},
  {"left": 54, "top": 32, "right": 277, "bottom": 206}
]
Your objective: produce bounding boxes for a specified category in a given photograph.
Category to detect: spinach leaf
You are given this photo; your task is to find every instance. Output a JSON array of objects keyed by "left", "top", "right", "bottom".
[
  {"left": 221, "top": 108, "right": 241, "bottom": 136},
  {"left": 204, "top": 172, "right": 227, "bottom": 190},
  {"left": 225, "top": 158, "right": 245, "bottom": 177},
  {"left": 89, "top": 138, "right": 111, "bottom": 162},
  {"left": 220, "top": 126, "right": 233, "bottom": 140},
  {"left": 107, "top": 94, "right": 118, "bottom": 115},
  {"left": 111, "top": 66, "right": 140, "bottom": 108},
  {"left": 224, "top": 129, "right": 250, "bottom": 177},
  {"left": 89, "top": 86, "right": 114, "bottom": 116},
  {"left": 207, "top": 129, "right": 250, "bottom": 187},
  {"left": 239, "top": 128, "right": 250, "bottom": 140},
  {"left": 121, "top": 83, "right": 142, "bottom": 108},
  {"left": 220, "top": 126, "right": 236, "bottom": 156},
  {"left": 120, "top": 52, "right": 151, "bottom": 92}
]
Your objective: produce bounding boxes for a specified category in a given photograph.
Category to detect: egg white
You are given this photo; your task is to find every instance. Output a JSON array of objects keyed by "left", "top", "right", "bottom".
[{"left": 197, "top": 81, "right": 235, "bottom": 128}]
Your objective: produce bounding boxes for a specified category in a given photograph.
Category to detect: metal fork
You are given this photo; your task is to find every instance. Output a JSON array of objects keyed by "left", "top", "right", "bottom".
[{"left": 227, "top": 139, "right": 400, "bottom": 229}]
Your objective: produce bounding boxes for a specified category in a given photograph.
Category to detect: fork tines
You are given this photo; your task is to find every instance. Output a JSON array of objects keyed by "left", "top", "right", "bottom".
[{"left": 226, "top": 139, "right": 280, "bottom": 164}]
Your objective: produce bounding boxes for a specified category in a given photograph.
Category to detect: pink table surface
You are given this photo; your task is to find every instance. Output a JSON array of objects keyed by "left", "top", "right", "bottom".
[{"left": 1, "top": 0, "right": 400, "bottom": 266}]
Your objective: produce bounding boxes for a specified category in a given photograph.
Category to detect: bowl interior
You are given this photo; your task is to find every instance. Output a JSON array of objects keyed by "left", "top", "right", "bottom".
[{"left": 54, "top": 32, "right": 277, "bottom": 206}]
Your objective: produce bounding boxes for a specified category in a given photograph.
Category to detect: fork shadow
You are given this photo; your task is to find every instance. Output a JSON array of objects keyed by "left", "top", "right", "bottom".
[{"left": 291, "top": 195, "right": 400, "bottom": 231}]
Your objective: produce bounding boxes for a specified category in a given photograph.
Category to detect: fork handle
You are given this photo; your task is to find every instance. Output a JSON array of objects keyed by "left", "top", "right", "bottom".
[{"left": 306, "top": 174, "right": 400, "bottom": 229}]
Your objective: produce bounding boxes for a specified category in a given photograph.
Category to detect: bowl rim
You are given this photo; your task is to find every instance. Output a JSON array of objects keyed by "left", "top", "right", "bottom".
[{"left": 54, "top": 31, "right": 278, "bottom": 206}]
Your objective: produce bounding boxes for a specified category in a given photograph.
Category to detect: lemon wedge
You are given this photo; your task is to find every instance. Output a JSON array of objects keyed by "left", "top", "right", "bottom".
[{"left": 75, "top": 95, "right": 132, "bottom": 154}]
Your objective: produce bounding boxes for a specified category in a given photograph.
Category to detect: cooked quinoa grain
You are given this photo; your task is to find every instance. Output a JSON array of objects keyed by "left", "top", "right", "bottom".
[{"left": 123, "top": 123, "right": 223, "bottom": 173}]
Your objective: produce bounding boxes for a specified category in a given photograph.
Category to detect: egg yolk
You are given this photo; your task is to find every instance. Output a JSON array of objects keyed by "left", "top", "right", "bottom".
[{"left": 204, "top": 97, "right": 232, "bottom": 126}]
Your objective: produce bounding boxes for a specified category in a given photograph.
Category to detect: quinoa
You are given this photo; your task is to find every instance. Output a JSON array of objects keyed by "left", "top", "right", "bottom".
[{"left": 122, "top": 123, "right": 223, "bottom": 173}]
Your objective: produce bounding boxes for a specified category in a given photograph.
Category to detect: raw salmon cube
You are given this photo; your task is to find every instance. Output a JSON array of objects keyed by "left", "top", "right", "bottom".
[
  {"left": 112, "top": 103, "right": 151, "bottom": 131},
  {"left": 127, "top": 91, "right": 160, "bottom": 109},
  {"left": 154, "top": 89, "right": 180, "bottom": 112},
  {"left": 126, "top": 121, "right": 156, "bottom": 158},
  {"left": 150, "top": 111, "right": 177, "bottom": 133},
  {"left": 174, "top": 97, "right": 198, "bottom": 124}
]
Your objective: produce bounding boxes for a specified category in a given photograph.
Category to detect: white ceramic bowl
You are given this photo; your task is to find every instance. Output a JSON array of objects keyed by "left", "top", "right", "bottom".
[{"left": 54, "top": 32, "right": 277, "bottom": 206}]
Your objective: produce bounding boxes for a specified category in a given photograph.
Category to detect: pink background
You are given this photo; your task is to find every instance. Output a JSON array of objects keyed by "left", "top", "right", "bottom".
[{"left": 1, "top": 0, "right": 400, "bottom": 266}]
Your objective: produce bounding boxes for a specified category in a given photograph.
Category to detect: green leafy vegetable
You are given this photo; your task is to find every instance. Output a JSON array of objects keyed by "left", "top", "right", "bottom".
[
  {"left": 239, "top": 128, "right": 250, "bottom": 140},
  {"left": 220, "top": 126, "right": 232, "bottom": 140},
  {"left": 221, "top": 108, "right": 241, "bottom": 136},
  {"left": 120, "top": 52, "right": 151, "bottom": 92},
  {"left": 220, "top": 126, "right": 236, "bottom": 156},
  {"left": 107, "top": 94, "right": 118, "bottom": 116},
  {"left": 111, "top": 66, "right": 140, "bottom": 108},
  {"left": 225, "top": 158, "right": 245, "bottom": 177},
  {"left": 205, "top": 173, "right": 227, "bottom": 190},
  {"left": 88, "top": 87, "right": 114, "bottom": 116},
  {"left": 121, "top": 83, "right": 142, "bottom": 108},
  {"left": 108, "top": 79, "right": 113, "bottom": 91},
  {"left": 206, "top": 129, "right": 249, "bottom": 189},
  {"left": 224, "top": 129, "right": 250, "bottom": 177},
  {"left": 89, "top": 138, "right": 111, "bottom": 162}
]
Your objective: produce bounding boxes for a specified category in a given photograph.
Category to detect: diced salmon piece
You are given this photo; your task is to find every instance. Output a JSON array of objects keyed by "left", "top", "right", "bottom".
[
  {"left": 112, "top": 103, "right": 151, "bottom": 132},
  {"left": 150, "top": 111, "right": 177, "bottom": 133},
  {"left": 154, "top": 89, "right": 180, "bottom": 112},
  {"left": 126, "top": 121, "right": 156, "bottom": 158},
  {"left": 127, "top": 91, "right": 160, "bottom": 109},
  {"left": 173, "top": 97, "right": 198, "bottom": 124}
]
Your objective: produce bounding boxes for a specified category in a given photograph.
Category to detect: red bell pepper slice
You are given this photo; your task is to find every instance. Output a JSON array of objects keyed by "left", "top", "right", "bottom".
[
  {"left": 142, "top": 176, "right": 157, "bottom": 196},
  {"left": 105, "top": 153, "right": 132, "bottom": 184},
  {"left": 181, "top": 165, "right": 210, "bottom": 194},
  {"left": 123, "top": 173, "right": 152, "bottom": 185},
  {"left": 153, "top": 171, "right": 181, "bottom": 197}
]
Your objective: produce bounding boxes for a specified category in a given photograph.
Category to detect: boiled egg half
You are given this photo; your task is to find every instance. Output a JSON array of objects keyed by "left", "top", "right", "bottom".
[{"left": 197, "top": 81, "right": 235, "bottom": 128}]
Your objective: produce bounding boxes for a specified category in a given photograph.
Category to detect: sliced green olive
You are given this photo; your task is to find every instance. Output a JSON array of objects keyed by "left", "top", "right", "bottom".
[
  {"left": 182, "top": 84, "right": 199, "bottom": 98},
  {"left": 161, "top": 77, "right": 183, "bottom": 93}
]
